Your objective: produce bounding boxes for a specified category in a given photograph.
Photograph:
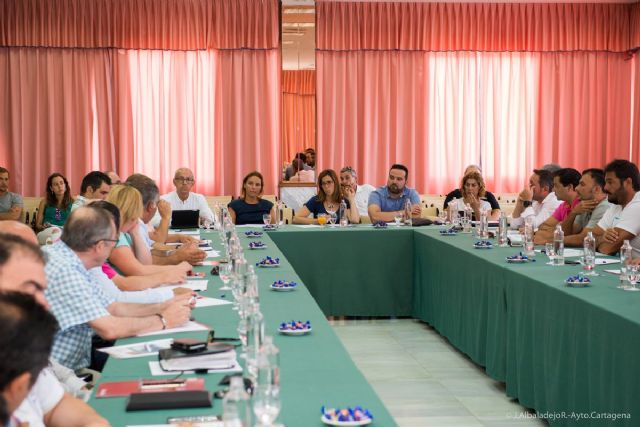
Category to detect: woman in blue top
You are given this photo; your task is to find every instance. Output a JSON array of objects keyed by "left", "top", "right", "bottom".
[
  {"left": 293, "top": 169, "right": 360, "bottom": 224},
  {"left": 228, "top": 171, "right": 275, "bottom": 225},
  {"left": 35, "top": 173, "right": 74, "bottom": 232}
]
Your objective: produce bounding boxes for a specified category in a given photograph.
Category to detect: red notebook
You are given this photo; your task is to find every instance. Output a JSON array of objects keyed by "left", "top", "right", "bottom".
[{"left": 95, "top": 377, "right": 205, "bottom": 398}]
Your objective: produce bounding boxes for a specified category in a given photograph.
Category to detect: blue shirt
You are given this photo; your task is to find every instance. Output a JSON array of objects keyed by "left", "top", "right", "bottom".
[
  {"left": 228, "top": 198, "right": 274, "bottom": 225},
  {"left": 368, "top": 186, "right": 420, "bottom": 212},
  {"left": 44, "top": 241, "right": 114, "bottom": 370},
  {"left": 304, "top": 196, "right": 350, "bottom": 219}
]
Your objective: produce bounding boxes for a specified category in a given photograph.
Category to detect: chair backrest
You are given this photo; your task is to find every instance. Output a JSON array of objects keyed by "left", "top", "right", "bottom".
[
  {"left": 421, "top": 206, "right": 438, "bottom": 218},
  {"left": 421, "top": 194, "right": 446, "bottom": 209},
  {"left": 282, "top": 207, "right": 293, "bottom": 224},
  {"left": 360, "top": 215, "right": 372, "bottom": 224},
  {"left": 262, "top": 195, "right": 277, "bottom": 203}
]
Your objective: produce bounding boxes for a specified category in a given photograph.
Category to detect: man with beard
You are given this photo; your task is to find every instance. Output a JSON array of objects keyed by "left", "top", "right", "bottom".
[
  {"left": 0, "top": 167, "right": 22, "bottom": 221},
  {"left": 510, "top": 168, "right": 562, "bottom": 230},
  {"left": 593, "top": 160, "right": 640, "bottom": 255},
  {"left": 368, "top": 164, "right": 421, "bottom": 223}
]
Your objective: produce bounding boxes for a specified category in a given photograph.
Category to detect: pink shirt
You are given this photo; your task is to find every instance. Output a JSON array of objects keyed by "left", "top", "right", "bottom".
[
  {"left": 552, "top": 198, "right": 580, "bottom": 222},
  {"left": 102, "top": 263, "right": 117, "bottom": 279}
]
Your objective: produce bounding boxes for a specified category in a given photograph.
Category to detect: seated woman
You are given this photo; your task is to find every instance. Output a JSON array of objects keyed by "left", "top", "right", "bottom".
[
  {"left": 106, "top": 184, "right": 191, "bottom": 291},
  {"left": 443, "top": 165, "right": 501, "bottom": 214},
  {"left": 293, "top": 169, "right": 360, "bottom": 224},
  {"left": 447, "top": 171, "right": 499, "bottom": 221},
  {"left": 228, "top": 171, "right": 276, "bottom": 225},
  {"left": 288, "top": 158, "right": 315, "bottom": 182},
  {"left": 35, "top": 173, "right": 74, "bottom": 232}
]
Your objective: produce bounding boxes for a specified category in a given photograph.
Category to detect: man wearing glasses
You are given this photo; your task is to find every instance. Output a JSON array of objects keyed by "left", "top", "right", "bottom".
[
  {"left": 43, "top": 206, "right": 192, "bottom": 372},
  {"left": 159, "top": 168, "right": 214, "bottom": 225}
]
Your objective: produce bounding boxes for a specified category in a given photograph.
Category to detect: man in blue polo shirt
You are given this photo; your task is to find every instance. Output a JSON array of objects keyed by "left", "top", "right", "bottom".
[{"left": 368, "top": 164, "right": 421, "bottom": 223}]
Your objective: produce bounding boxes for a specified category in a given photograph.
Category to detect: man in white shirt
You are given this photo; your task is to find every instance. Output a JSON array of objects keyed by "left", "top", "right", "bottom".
[
  {"left": 339, "top": 166, "right": 375, "bottom": 216},
  {"left": 510, "top": 168, "right": 563, "bottom": 229},
  {"left": 0, "top": 224, "right": 108, "bottom": 427},
  {"left": 71, "top": 171, "right": 112, "bottom": 211},
  {"left": 593, "top": 160, "right": 640, "bottom": 256},
  {"left": 157, "top": 168, "right": 214, "bottom": 225}
]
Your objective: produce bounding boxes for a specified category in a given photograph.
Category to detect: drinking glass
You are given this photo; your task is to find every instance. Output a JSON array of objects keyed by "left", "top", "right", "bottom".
[
  {"left": 437, "top": 209, "right": 447, "bottom": 225},
  {"left": 625, "top": 264, "right": 640, "bottom": 292},
  {"left": 394, "top": 213, "right": 403, "bottom": 226},
  {"left": 253, "top": 386, "right": 281, "bottom": 427},
  {"left": 544, "top": 242, "right": 555, "bottom": 262},
  {"left": 263, "top": 214, "right": 271, "bottom": 225},
  {"left": 327, "top": 211, "right": 337, "bottom": 226},
  {"left": 219, "top": 263, "right": 232, "bottom": 290},
  {"left": 581, "top": 255, "right": 598, "bottom": 276},
  {"left": 317, "top": 214, "right": 328, "bottom": 226}
]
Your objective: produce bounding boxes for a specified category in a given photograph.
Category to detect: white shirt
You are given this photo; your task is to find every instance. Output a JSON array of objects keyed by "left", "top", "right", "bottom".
[
  {"left": 354, "top": 184, "right": 375, "bottom": 216},
  {"left": 597, "top": 192, "right": 640, "bottom": 256},
  {"left": 89, "top": 267, "right": 174, "bottom": 304},
  {"left": 152, "top": 191, "right": 215, "bottom": 227},
  {"left": 451, "top": 198, "right": 492, "bottom": 215},
  {"left": 510, "top": 192, "right": 563, "bottom": 229},
  {"left": 11, "top": 368, "right": 65, "bottom": 427}
]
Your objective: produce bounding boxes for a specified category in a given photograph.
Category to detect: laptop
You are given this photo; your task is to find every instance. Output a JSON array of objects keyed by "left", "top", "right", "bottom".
[{"left": 171, "top": 210, "right": 200, "bottom": 229}]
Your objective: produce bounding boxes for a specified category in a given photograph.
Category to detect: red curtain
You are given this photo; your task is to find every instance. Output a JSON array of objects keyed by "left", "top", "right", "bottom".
[
  {"left": 282, "top": 70, "right": 316, "bottom": 165},
  {"left": 0, "top": 0, "right": 280, "bottom": 197}
]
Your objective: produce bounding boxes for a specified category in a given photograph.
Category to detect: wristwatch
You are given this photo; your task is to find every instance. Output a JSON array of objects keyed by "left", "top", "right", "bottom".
[
  {"left": 522, "top": 200, "right": 533, "bottom": 208},
  {"left": 155, "top": 313, "right": 167, "bottom": 330}
]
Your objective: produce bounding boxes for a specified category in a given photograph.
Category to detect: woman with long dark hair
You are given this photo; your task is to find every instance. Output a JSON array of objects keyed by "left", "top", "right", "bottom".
[
  {"left": 293, "top": 169, "right": 360, "bottom": 224},
  {"left": 35, "top": 172, "right": 74, "bottom": 231},
  {"left": 228, "top": 171, "right": 276, "bottom": 225}
]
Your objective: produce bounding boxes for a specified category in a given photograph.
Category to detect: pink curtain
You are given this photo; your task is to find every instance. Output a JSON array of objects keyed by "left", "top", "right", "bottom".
[
  {"left": 536, "top": 52, "right": 633, "bottom": 170},
  {"left": 282, "top": 70, "right": 316, "bottom": 164},
  {"left": 0, "top": 0, "right": 280, "bottom": 197},
  {"left": 317, "top": 1, "right": 632, "bottom": 52}
]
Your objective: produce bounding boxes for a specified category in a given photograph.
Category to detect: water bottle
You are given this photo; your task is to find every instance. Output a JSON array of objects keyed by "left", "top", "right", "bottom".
[
  {"left": 257, "top": 336, "right": 280, "bottom": 388},
  {"left": 620, "top": 240, "right": 633, "bottom": 285},
  {"left": 553, "top": 224, "right": 564, "bottom": 265},
  {"left": 30, "top": 208, "right": 37, "bottom": 230},
  {"left": 24, "top": 211, "right": 30, "bottom": 226},
  {"left": 479, "top": 209, "right": 489, "bottom": 238},
  {"left": 245, "top": 303, "right": 265, "bottom": 381},
  {"left": 582, "top": 232, "right": 596, "bottom": 273},
  {"left": 404, "top": 199, "right": 413, "bottom": 226},
  {"left": 523, "top": 216, "right": 535, "bottom": 256},
  {"left": 339, "top": 200, "right": 348, "bottom": 227},
  {"left": 462, "top": 204, "right": 472, "bottom": 233},
  {"left": 498, "top": 212, "right": 508, "bottom": 247},
  {"left": 448, "top": 199, "right": 459, "bottom": 226},
  {"left": 223, "top": 376, "right": 251, "bottom": 427},
  {"left": 277, "top": 200, "right": 285, "bottom": 227}
]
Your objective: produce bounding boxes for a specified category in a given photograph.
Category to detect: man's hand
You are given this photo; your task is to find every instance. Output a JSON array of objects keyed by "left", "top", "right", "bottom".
[
  {"left": 172, "top": 287, "right": 193, "bottom": 296},
  {"left": 519, "top": 187, "right": 533, "bottom": 202},
  {"left": 602, "top": 228, "right": 620, "bottom": 244},
  {"left": 411, "top": 204, "right": 422, "bottom": 216},
  {"left": 179, "top": 235, "right": 199, "bottom": 245},
  {"left": 157, "top": 199, "right": 172, "bottom": 220},
  {"left": 162, "top": 268, "right": 187, "bottom": 285},
  {"left": 160, "top": 299, "right": 192, "bottom": 328},
  {"left": 342, "top": 185, "right": 356, "bottom": 200},
  {"left": 176, "top": 246, "right": 207, "bottom": 265},
  {"left": 571, "top": 199, "right": 599, "bottom": 215}
]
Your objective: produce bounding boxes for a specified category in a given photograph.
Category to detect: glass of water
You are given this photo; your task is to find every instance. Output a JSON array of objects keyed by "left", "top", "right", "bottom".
[
  {"left": 544, "top": 242, "right": 555, "bottom": 262},
  {"left": 394, "top": 213, "right": 402, "bottom": 226},
  {"left": 219, "top": 263, "right": 232, "bottom": 290},
  {"left": 625, "top": 264, "right": 640, "bottom": 292},
  {"left": 253, "top": 386, "right": 281, "bottom": 427},
  {"left": 263, "top": 214, "right": 271, "bottom": 226}
]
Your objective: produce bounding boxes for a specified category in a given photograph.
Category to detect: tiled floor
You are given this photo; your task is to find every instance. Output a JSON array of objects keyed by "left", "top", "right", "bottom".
[{"left": 329, "top": 318, "right": 547, "bottom": 427}]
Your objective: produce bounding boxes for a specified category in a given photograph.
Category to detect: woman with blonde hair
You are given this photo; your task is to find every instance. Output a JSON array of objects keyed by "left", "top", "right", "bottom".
[
  {"left": 106, "top": 184, "right": 190, "bottom": 290},
  {"left": 449, "top": 171, "right": 499, "bottom": 220}
]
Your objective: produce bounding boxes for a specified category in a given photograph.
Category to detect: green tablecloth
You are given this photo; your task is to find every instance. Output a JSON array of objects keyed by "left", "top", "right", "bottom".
[{"left": 89, "top": 228, "right": 397, "bottom": 427}]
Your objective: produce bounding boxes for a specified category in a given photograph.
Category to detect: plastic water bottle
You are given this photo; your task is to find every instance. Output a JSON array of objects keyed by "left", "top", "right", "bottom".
[
  {"left": 620, "top": 240, "right": 633, "bottom": 285},
  {"left": 582, "top": 231, "right": 596, "bottom": 273},
  {"left": 277, "top": 200, "right": 285, "bottom": 227},
  {"left": 498, "top": 212, "right": 508, "bottom": 247},
  {"left": 257, "top": 335, "right": 280, "bottom": 388},
  {"left": 553, "top": 224, "right": 565, "bottom": 265},
  {"left": 339, "top": 200, "right": 348, "bottom": 227},
  {"left": 223, "top": 376, "right": 251, "bottom": 426},
  {"left": 524, "top": 217, "right": 535, "bottom": 256},
  {"left": 478, "top": 209, "right": 489, "bottom": 238},
  {"left": 448, "top": 199, "right": 458, "bottom": 226},
  {"left": 404, "top": 199, "right": 413, "bottom": 226}
]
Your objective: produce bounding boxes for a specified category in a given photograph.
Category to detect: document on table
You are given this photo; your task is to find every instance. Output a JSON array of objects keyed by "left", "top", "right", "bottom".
[
  {"left": 137, "top": 321, "right": 209, "bottom": 337},
  {"left": 604, "top": 269, "right": 621, "bottom": 275},
  {"left": 128, "top": 423, "right": 222, "bottom": 427},
  {"left": 595, "top": 258, "right": 619, "bottom": 265},
  {"left": 148, "top": 360, "right": 241, "bottom": 376},
  {"left": 98, "top": 339, "right": 173, "bottom": 359},
  {"left": 163, "top": 280, "right": 208, "bottom": 292},
  {"left": 194, "top": 296, "right": 232, "bottom": 308},
  {"left": 204, "top": 249, "right": 221, "bottom": 259},
  {"left": 168, "top": 229, "right": 201, "bottom": 235}
]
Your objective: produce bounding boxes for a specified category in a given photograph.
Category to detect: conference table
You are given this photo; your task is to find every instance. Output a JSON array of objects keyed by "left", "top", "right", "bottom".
[{"left": 90, "top": 225, "right": 640, "bottom": 426}]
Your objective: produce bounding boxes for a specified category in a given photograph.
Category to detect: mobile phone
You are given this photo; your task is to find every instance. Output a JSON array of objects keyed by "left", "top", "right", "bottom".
[
  {"left": 565, "top": 260, "right": 580, "bottom": 265},
  {"left": 171, "top": 338, "right": 207, "bottom": 353}
]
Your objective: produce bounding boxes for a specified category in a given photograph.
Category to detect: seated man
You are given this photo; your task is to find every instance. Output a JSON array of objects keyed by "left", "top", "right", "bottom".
[
  {"left": 593, "top": 160, "right": 640, "bottom": 256},
  {"left": 0, "top": 167, "right": 23, "bottom": 221},
  {"left": 533, "top": 168, "right": 581, "bottom": 244},
  {"left": 71, "top": 171, "right": 112, "bottom": 210},
  {"left": 368, "top": 164, "right": 421, "bottom": 223},
  {"left": 44, "top": 206, "right": 192, "bottom": 371},
  {"left": 0, "top": 227, "right": 108, "bottom": 426},
  {"left": 154, "top": 168, "right": 214, "bottom": 226},
  {"left": 510, "top": 168, "right": 562, "bottom": 229},
  {"left": 339, "top": 166, "right": 375, "bottom": 216},
  {"left": 304, "top": 147, "right": 316, "bottom": 170},
  {"left": 125, "top": 174, "right": 205, "bottom": 266},
  {"left": 442, "top": 165, "right": 500, "bottom": 216}
]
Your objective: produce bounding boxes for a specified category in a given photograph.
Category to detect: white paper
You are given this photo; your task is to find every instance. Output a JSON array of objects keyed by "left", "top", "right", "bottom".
[
  {"left": 98, "top": 339, "right": 173, "bottom": 359},
  {"left": 234, "top": 224, "right": 263, "bottom": 228},
  {"left": 194, "top": 296, "right": 232, "bottom": 308},
  {"left": 292, "top": 224, "right": 322, "bottom": 228},
  {"left": 163, "top": 280, "right": 208, "bottom": 292},
  {"left": 595, "top": 258, "right": 620, "bottom": 265},
  {"left": 168, "top": 229, "right": 201, "bottom": 235},
  {"left": 128, "top": 423, "right": 222, "bottom": 427},
  {"left": 198, "top": 260, "right": 219, "bottom": 266},
  {"left": 604, "top": 269, "right": 621, "bottom": 275},
  {"left": 136, "top": 321, "right": 209, "bottom": 337},
  {"left": 205, "top": 249, "right": 221, "bottom": 259},
  {"left": 148, "top": 360, "right": 241, "bottom": 376}
]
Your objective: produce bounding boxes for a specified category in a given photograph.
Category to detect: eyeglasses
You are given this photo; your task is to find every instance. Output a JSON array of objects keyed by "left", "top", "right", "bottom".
[
  {"left": 175, "top": 177, "right": 195, "bottom": 183},
  {"left": 321, "top": 180, "right": 334, "bottom": 186},
  {"left": 97, "top": 238, "right": 119, "bottom": 245}
]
